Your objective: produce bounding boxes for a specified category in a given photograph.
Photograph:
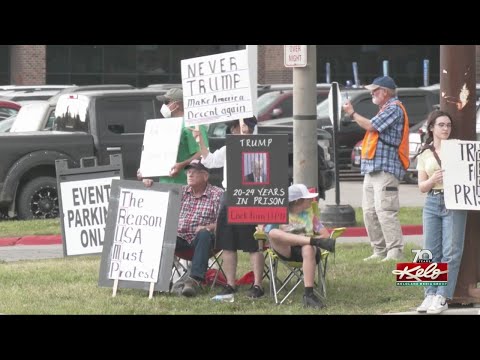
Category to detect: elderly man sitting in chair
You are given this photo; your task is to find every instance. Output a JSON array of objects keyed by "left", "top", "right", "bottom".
[
  {"left": 141, "top": 161, "right": 223, "bottom": 297},
  {"left": 264, "top": 184, "right": 336, "bottom": 309}
]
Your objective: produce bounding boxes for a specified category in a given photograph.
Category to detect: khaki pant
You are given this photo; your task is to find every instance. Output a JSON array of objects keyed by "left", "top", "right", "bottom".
[{"left": 363, "top": 171, "right": 404, "bottom": 255}]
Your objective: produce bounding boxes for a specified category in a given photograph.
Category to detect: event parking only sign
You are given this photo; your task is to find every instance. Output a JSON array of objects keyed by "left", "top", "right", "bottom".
[
  {"left": 226, "top": 134, "right": 289, "bottom": 224},
  {"left": 56, "top": 155, "right": 123, "bottom": 256},
  {"left": 443, "top": 139, "right": 480, "bottom": 210}
]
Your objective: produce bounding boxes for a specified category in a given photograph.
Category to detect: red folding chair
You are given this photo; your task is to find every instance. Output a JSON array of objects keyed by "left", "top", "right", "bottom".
[{"left": 171, "top": 248, "right": 226, "bottom": 291}]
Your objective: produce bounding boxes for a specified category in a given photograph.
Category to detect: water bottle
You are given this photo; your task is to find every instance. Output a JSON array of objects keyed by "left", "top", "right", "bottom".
[{"left": 211, "top": 294, "right": 235, "bottom": 303}]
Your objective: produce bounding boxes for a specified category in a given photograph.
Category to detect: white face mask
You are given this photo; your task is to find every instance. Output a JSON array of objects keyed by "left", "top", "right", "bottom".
[{"left": 160, "top": 104, "right": 172, "bottom": 118}]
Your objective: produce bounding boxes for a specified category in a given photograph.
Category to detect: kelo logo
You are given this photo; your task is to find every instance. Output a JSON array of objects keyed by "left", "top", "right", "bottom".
[{"left": 392, "top": 249, "right": 448, "bottom": 286}]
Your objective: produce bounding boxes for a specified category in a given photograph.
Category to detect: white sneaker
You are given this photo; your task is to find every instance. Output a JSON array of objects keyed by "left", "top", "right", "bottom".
[
  {"left": 416, "top": 295, "right": 435, "bottom": 313},
  {"left": 427, "top": 294, "right": 448, "bottom": 314},
  {"left": 381, "top": 249, "right": 404, "bottom": 262},
  {"left": 363, "top": 253, "right": 386, "bottom": 262}
]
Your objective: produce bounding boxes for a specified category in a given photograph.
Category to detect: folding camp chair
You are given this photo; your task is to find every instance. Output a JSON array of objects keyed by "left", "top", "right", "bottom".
[
  {"left": 266, "top": 227, "right": 346, "bottom": 305},
  {"left": 171, "top": 248, "right": 226, "bottom": 291}
]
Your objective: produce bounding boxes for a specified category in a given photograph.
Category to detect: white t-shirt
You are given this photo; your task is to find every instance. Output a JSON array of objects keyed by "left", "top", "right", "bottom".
[{"left": 202, "top": 146, "right": 227, "bottom": 189}]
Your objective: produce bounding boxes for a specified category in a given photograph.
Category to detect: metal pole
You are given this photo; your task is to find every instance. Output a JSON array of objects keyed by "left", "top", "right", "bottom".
[
  {"left": 352, "top": 62, "right": 360, "bottom": 87},
  {"left": 332, "top": 83, "right": 340, "bottom": 206},
  {"left": 293, "top": 45, "right": 318, "bottom": 189},
  {"left": 440, "top": 45, "right": 479, "bottom": 304},
  {"left": 382, "top": 60, "right": 389, "bottom": 77},
  {"left": 423, "top": 59, "right": 430, "bottom": 87}
]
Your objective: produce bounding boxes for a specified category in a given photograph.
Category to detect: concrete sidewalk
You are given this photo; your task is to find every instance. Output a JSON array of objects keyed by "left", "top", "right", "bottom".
[{"left": 0, "top": 235, "right": 423, "bottom": 262}]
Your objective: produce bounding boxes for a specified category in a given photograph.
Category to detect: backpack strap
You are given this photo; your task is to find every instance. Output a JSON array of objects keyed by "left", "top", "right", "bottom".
[{"left": 429, "top": 145, "right": 442, "bottom": 167}]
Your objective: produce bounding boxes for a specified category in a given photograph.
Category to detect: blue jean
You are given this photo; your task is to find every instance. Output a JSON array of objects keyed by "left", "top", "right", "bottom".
[
  {"left": 176, "top": 230, "right": 214, "bottom": 281},
  {"left": 423, "top": 193, "right": 467, "bottom": 299}
]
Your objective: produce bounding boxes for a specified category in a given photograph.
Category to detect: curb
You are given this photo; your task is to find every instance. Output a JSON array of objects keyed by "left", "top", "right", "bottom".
[
  {"left": 0, "top": 225, "right": 423, "bottom": 247},
  {"left": 0, "top": 235, "right": 61, "bottom": 247}
]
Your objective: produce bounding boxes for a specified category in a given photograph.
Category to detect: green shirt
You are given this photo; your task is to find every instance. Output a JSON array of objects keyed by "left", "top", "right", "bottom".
[{"left": 159, "top": 123, "right": 209, "bottom": 185}]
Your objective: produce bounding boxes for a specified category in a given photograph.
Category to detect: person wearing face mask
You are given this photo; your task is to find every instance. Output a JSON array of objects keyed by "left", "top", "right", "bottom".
[
  {"left": 342, "top": 76, "right": 409, "bottom": 262},
  {"left": 137, "top": 87, "right": 209, "bottom": 185}
]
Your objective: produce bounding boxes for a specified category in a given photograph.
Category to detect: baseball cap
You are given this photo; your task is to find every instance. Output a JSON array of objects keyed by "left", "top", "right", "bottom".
[
  {"left": 243, "top": 116, "right": 258, "bottom": 129},
  {"left": 364, "top": 76, "right": 397, "bottom": 91},
  {"left": 157, "top": 87, "right": 183, "bottom": 102},
  {"left": 185, "top": 161, "right": 209, "bottom": 173},
  {"left": 288, "top": 184, "right": 318, "bottom": 202}
]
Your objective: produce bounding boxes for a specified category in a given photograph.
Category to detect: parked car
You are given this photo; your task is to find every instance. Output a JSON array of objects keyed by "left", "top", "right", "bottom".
[
  {"left": 257, "top": 88, "right": 330, "bottom": 122},
  {"left": 257, "top": 83, "right": 332, "bottom": 97},
  {"left": 317, "top": 87, "right": 437, "bottom": 169},
  {"left": 0, "top": 114, "right": 16, "bottom": 132},
  {"left": 0, "top": 89, "right": 166, "bottom": 219},
  {"left": 0, "top": 100, "right": 21, "bottom": 121},
  {"left": 9, "top": 85, "right": 138, "bottom": 133},
  {"left": 0, "top": 90, "right": 60, "bottom": 102}
]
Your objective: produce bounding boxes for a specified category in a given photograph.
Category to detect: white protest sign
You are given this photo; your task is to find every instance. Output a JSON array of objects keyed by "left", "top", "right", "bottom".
[
  {"left": 108, "top": 188, "right": 169, "bottom": 282},
  {"left": 60, "top": 177, "right": 118, "bottom": 256},
  {"left": 181, "top": 49, "right": 253, "bottom": 126},
  {"left": 139, "top": 117, "right": 183, "bottom": 177},
  {"left": 443, "top": 139, "right": 480, "bottom": 210},
  {"left": 328, "top": 82, "right": 341, "bottom": 126}
]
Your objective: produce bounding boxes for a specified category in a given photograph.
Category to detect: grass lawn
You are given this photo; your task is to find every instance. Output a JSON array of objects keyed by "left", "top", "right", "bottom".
[{"left": 0, "top": 242, "right": 423, "bottom": 315}]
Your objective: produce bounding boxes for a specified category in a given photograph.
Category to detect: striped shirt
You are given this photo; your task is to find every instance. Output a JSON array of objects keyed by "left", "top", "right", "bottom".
[
  {"left": 177, "top": 183, "right": 224, "bottom": 243},
  {"left": 361, "top": 97, "right": 406, "bottom": 180}
]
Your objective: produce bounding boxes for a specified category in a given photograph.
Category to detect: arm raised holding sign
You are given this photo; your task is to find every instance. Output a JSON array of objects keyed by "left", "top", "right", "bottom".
[{"left": 138, "top": 88, "right": 209, "bottom": 187}]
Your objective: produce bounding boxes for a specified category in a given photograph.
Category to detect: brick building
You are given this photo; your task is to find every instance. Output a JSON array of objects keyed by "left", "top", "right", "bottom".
[{"left": 0, "top": 45, "right": 478, "bottom": 87}]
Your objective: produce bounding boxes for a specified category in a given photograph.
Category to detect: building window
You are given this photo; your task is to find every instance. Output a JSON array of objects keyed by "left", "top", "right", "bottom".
[
  {"left": 0, "top": 45, "right": 10, "bottom": 84},
  {"left": 46, "top": 45, "right": 243, "bottom": 88}
]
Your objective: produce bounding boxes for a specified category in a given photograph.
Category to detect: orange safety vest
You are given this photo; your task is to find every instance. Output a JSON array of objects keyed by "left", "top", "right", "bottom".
[{"left": 361, "top": 101, "right": 410, "bottom": 170}]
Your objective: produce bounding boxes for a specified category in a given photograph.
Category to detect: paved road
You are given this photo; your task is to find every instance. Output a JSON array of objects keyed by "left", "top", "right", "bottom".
[
  {"left": 0, "top": 236, "right": 424, "bottom": 263},
  {"left": 322, "top": 179, "right": 425, "bottom": 208}
]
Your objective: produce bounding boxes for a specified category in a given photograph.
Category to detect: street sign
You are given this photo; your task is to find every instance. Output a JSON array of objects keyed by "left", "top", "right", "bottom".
[{"left": 284, "top": 45, "right": 307, "bottom": 67}]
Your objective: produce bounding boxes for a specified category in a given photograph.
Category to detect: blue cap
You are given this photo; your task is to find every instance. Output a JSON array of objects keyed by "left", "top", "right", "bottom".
[
  {"left": 365, "top": 76, "right": 397, "bottom": 90},
  {"left": 242, "top": 116, "right": 257, "bottom": 129}
]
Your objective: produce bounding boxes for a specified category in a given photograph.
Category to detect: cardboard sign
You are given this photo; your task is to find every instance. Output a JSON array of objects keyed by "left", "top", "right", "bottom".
[
  {"left": 442, "top": 139, "right": 480, "bottom": 210},
  {"left": 181, "top": 49, "right": 253, "bottom": 126},
  {"left": 56, "top": 155, "right": 123, "bottom": 256},
  {"left": 98, "top": 180, "right": 182, "bottom": 293},
  {"left": 139, "top": 117, "right": 183, "bottom": 177},
  {"left": 226, "top": 134, "right": 289, "bottom": 224}
]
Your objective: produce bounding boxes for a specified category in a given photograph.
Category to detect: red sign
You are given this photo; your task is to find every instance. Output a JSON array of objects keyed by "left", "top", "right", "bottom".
[
  {"left": 228, "top": 207, "right": 287, "bottom": 224},
  {"left": 393, "top": 262, "right": 448, "bottom": 286}
]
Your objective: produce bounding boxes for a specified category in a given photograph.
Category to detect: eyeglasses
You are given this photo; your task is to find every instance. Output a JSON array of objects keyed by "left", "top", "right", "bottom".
[
  {"left": 435, "top": 123, "right": 452, "bottom": 128},
  {"left": 370, "top": 88, "right": 383, "bottom": 95}
]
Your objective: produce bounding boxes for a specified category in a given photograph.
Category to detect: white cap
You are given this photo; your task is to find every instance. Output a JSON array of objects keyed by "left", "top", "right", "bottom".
[{"left": 288, "top": 184, "right": 318, "bottom": 202}]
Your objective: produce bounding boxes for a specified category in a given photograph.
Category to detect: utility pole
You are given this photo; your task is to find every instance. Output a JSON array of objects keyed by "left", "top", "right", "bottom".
[
  {"left": 293, "top": 45, "right": 318, "bottom": 188},
  {"left": 440, "top": 45, "right": 480, "bottom": 304}
]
